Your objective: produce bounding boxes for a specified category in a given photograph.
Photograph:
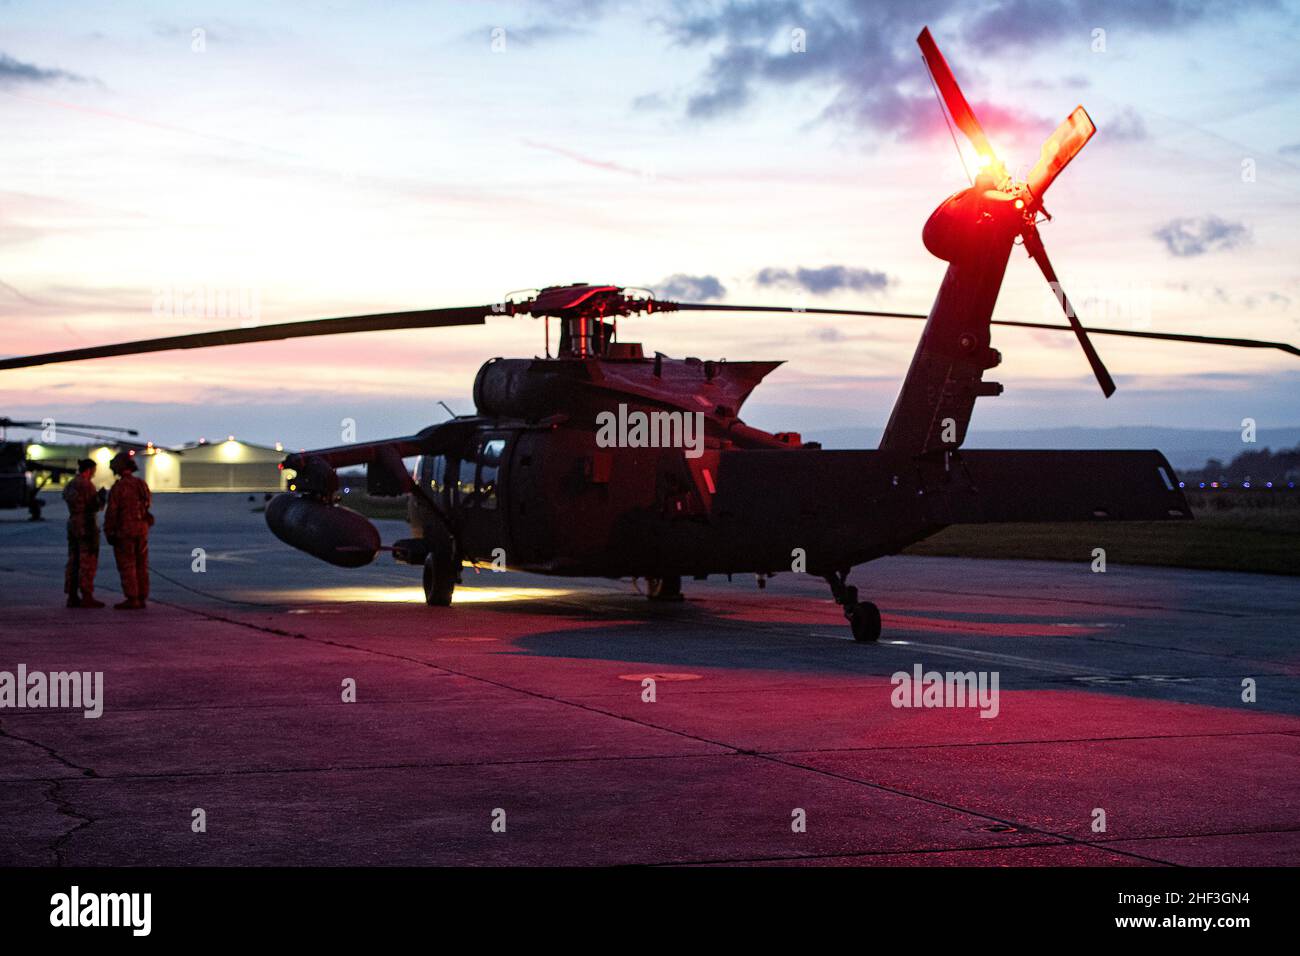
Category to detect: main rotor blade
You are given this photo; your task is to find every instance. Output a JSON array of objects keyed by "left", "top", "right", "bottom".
[
  {"left": 0, "top": 418, "right": 138, "bottom": 434},
  {"left": 28, "top": 426, "right": 142, "bottom": 443},
  {"left": 666, "top": 302, "right": 1300, "bottom": 358},
  {"left": 667, "top": 303, "right": 932, "bottom": 321},
  {"left": 917, "top": 27, "right": 1006, "bottom": 182},
  {"left": 0, "top": 305, "right": 495, "bottom": 371},
  {"left": 988, "top": 321, "right": 1300, "bottom": 356},
  {"left": 1026, "top": 106, "right": 1095, "bottom": 201},
  {"left": 1020, "top": 225, "right": 1116, "bottom": 396}
]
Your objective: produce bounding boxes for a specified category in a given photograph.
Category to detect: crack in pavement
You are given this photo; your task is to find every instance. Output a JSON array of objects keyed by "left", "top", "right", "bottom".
[
  {"left": 44, "top": 777, "right": 97, "bottom": 866},
  {"left": 0, "top": 719, "right": 97, "bottom": 776}
]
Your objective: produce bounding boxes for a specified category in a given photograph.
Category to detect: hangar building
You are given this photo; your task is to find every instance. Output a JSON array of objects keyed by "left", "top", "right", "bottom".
[{"left": 27, "top": 438, "right": 288, "bottom": 493}]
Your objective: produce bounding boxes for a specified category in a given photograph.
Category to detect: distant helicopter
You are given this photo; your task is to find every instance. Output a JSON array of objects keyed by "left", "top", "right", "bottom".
[
  {"left": 3, "top": 29, "right": 1296, "bottom": 639},
  {"left": 0, "top": 418, "right": 140, "bottom": 520}
]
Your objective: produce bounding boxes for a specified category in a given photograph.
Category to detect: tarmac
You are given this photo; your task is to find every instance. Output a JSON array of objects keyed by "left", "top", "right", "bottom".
[{"left": 1, "top": 492, "right": 1297, "bottom": 866}]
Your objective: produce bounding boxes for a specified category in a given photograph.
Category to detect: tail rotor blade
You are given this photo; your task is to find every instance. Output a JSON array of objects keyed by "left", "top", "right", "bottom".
[
  {"left": 1022, "top": 225, "right": 1116, "bottom": 397},
  {"left": 1026, "top": 106, "right": 1096, "bottom": 201},
  {"left": 917, "top": 27, "right": 1006, "bottom": 181}
]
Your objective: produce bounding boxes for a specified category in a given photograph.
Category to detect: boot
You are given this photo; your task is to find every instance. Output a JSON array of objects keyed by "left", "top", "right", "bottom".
[
  {"left": 79, "top": 592, "right": 105, "bottom": 609},
  {"left": 66, "top": 593, "right": 81, "bottom": 608},
  {"left": 113, "top": 599, "right": 138, "bottom": 610}
]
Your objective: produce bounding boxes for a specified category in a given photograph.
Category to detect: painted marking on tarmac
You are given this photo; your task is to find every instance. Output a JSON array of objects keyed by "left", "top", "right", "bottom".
[
  {"left": 618, "top": 673, "right": 703, "bottom": 682},
  {"left": 821, "top": 635, "right": 1119, "bottom": 678}
]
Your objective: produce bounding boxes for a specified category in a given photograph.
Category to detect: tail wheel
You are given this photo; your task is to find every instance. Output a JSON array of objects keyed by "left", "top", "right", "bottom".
[
  {"left": 849, "top": 602, "right": 882, "bottom": 643},
  {"left": 646, "top": 575, "right": 683, "bottom": 602},
  {"left": 422, "top": 551, "right": 457, "bottom": 607}
]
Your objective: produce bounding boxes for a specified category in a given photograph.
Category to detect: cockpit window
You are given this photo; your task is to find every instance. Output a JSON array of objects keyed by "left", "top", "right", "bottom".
[{"left": 477, "top": 438, "right": 505, "bottom": 509}]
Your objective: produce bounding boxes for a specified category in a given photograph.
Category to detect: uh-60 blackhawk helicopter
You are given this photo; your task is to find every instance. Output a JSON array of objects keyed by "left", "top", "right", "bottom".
[
  {"left": 0, "top": 417, "right": 142, "bottom": 520},
  {"left": 4, "top": 29, "right": 1296, "bottom": 640}
]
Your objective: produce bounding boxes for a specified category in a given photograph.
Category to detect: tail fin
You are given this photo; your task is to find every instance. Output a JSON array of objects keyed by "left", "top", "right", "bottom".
[
  {"left": 878, "top": 183, "right": 1014, "bottom": 457},
  {"left": 881, "top": 27, "right": 1102, "bottom": 456}
]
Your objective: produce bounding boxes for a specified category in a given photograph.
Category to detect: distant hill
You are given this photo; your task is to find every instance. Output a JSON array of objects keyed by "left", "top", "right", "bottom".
[{"left": 802, "top": 425, "right": 1300, "bottom": 472}]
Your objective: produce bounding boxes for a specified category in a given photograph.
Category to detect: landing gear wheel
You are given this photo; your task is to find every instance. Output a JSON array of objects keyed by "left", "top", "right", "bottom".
[
  {"left": 422, "top": 551, "right": 457, "bottom": 607},
  {"left": 646, "top": 575, "right": 683, "bottom": 601},
  {"left": 849, "top": 601, "right": 882, "bottom": 643}
]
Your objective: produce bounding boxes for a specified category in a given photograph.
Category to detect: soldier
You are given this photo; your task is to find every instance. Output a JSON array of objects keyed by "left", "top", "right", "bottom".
[
  {"left": 104, "top": 451, "right": 153, "bottom": 610},
  {"left": 63, "top": 458, "right": 105, "bottom": 608}
]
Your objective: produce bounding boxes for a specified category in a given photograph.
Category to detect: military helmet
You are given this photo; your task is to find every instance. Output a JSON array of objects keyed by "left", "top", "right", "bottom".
[{"left": 109, "top": 451, "right": 138, "bottom": 474}]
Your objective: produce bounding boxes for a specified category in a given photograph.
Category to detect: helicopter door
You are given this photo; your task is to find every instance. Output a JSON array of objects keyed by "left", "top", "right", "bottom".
[
  {"left": 414, "top": 453, "right": 454, "bottom": 511},
  {"left": 457, "top": 435, "right": 508, "bottom": 563}
]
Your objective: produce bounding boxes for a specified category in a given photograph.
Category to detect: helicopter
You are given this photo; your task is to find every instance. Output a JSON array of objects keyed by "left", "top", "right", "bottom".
[
  {"left": 3, "top": 28, "right": 1297, "bottom": 639},
  {"left": 0, "top": 418, "right": 141, "bottom": 520}
]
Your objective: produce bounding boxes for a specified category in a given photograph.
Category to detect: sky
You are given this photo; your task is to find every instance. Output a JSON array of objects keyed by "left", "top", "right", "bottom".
[{"left": 1, "top": 0, "right": 1298, "bottom": 449}]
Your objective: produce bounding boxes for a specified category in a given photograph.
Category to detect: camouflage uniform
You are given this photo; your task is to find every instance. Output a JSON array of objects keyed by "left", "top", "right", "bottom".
[
  {"left": 62, "top": 473, "right": 100, "bottom": 600},
  {"left": 105, "top": 470, "right": 152, "bottom": 605}
]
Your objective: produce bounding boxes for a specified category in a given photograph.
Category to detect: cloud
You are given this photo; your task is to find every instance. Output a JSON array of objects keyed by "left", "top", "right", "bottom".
[
  {"left": 520, "top": 139, "right": 674, "bottom": 180},
  {"left": 1280, "top": 143, "right": 1300, "bottom": 156},
  {"left": 631, "top": 91, "right": 668, "bottom": 111},
  {"left": 1153, "top": 216, "right": 1251, "bottom": 257},
  {"left": 0, "top": 52, "right": 87, "bottom": 87},
  {"left": 648, "top": 0, "right": 1270, "bottom": 138},
  {"left": 470, "top": 22, "right": 587, "bottom": 48},
  {"left": 1104, "top": 106, "right": 1148, "bottom": 142},
  {"left": 961, "top": 0, "right": 1270, "bottom": 51},
  {"left": 0, "top": 279, "right": 38, "bottom": 305},
  {"left": 755, "top": 265, "right": 890, "bottom": 295},
  {"left": 656, "top": 274, "right": 726, "bottom": 301}
]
